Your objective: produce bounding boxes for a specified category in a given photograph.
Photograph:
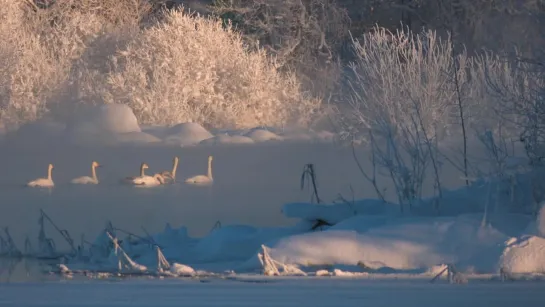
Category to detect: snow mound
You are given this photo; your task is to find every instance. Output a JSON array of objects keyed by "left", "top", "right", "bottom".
[
  {"left": 499, "top": 235, "right": 545, "bottom": 274},
  {"left": 70, "top": 131, "right": 161, "bottom": 146},
  {"left": 267, "top": 230, "right": 443, "bottom": 270},
  {"left": 313, "top": 130, "right": 336, "bottom": 142},
  {"left": 114, "top": 132, "right": 162, "bottom": 144},
  {"left": 244, "top": 129, "right": 283, "bottom": 142},
  {"left": 265, "top": 215, "right": 509, "bottom": 272},
  {"left": 70, "top": 104, "right": 141, "bottom": 135},
  {"left": 200, "top": 134, "right": 255, "bottom": 145},
  {"left": 169, "top": 263, "right": 196, "bottom": 276},
  {"left": 193, "top": 225, "right": 263, "bottom": 262},
  {"left": 163, "top": 123, "right": 214, "bottom": 147},
  {"left": 65, "top": 104, "right": 159, "bottom": 146},
  {"left": 332, "top": 269, "right": 368, "bottom": 277},
  {"left": 280, "top": 129, "right": 336, "bottom": 143},
  {"left": 281, "top": 131, "right": 314, "bottom": 142},
  {"left": 193, "top": 225, "right": 303, "bottom": 263}
]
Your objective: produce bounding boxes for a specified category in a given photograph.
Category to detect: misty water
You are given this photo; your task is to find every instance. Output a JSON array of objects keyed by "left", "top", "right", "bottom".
[{"left": 0, "top": 140, "right": 381, "bottom": 281}]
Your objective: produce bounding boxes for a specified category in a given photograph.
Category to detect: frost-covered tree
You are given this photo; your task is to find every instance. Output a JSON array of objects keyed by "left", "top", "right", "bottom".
[{"left": 210, "top": 0, "right": 350, "bottom": 95}]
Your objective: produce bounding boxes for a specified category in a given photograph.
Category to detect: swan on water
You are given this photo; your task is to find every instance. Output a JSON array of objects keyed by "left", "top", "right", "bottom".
[
  {"left": 27, "top": 163, "right": 54, "bottom": 188},
  {"left": 185, "top": 155, "right": 213, "bottom": 185},
  {"left": 71, "top": 161, "right": 101, "bottom": 184},
  {"left": 129, "top": 163, "right": 164, "bottom": 186}
]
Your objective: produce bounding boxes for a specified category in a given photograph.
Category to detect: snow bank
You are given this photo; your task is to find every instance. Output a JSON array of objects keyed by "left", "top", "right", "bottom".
[
  {"left": 65, "top": 104, "right": 165, "bottom": 146},
  {"left": 266, "top": 215, "right": 508, "bottom": 272},
  {"left": 169, "top": 263, "right": 196, "bottom": 276},
  {"left": 244, "top": 129, "right": 283, "bottom": 142},
  {"left": 268, "top": 230, "right": 442, "bottom": 269},
  {"left": 499, "top": 236, "right": 545, "bottom": 274},
  {"left": 280, "top": 129, "right": 336, "bottom": 143},
  {"left": 70, "top": 104, "right": 141, "bottom": 134},
  {"left": 200, "top": 134, "right": 255, "bottom": 145},
  {"left": 192, "top": 225, "right": 303, "bottom": 263},
  {"left": 113, "top": 132, "right": 162, "bottom": 144},
  {"left": 163, "top": 123, "right": 214, "bottom": 147}
]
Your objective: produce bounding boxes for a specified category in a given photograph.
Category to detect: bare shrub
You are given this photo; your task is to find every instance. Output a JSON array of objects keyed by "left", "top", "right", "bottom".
[
  {"left": 341, "top": 27, "right": 459, "bottom": 139},
  {"left": 485, "top": 54, "right": 545, "bottom": 166},
  {"left": 77, "top": 9, "right": 320, "bottom": 128},
  {"left": 337, "top": 26, "right": 518, "bottom": 211}
]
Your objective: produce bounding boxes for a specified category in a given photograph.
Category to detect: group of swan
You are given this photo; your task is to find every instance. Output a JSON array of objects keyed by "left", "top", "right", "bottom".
[{"left": 26, "top": 155, "right": 214, "bottom": 188}]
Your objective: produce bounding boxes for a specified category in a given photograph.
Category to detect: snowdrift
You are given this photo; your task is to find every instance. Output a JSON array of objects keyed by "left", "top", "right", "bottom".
[
  {"left": 3, "top": 104, "right": 335, "bottom": 148},
  {"left": 47, "top": 208, "right": 543, "bottom": 279},
  {"left": 499, "top": 236, "right": 545, "bottom": 274},
  {"left": 264, "top": 215, "right": 508, "bottom": 272},
  {"left": 163, "top": 123, "right": 214, "bottom": 147}
]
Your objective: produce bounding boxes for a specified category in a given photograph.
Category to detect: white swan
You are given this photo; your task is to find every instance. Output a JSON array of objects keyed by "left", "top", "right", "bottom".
[
  {"left": 27, "top": 163, "right": 55, "bottom": 188},
  {"left": 129, "top": 163, "right": 164, "bottom": 186},
  {"left": 160, "top": 156, "right": 179, "bottom": 183},
  {"left": 71, "top": 161, "right": 101, "bottom": 184},
  {"left": 121, "top": 162, "right": 147, "bottom": 184},
  {"left": 185, "top": 155, "right": 213, "bottom": 185}
]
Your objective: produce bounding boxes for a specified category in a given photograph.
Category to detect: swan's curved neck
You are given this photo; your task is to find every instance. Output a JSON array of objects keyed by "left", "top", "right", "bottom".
[
  {"left": 154, "top": 174, "right": 164, "bottom": 184},
  {"left": 47, "top": 166, "right": 53, "bottom": 180},
  {"left": 207, "top": 158, "right": 213, "bottom": 179},
  {"left": 91, "top": 165, "right": 98, "bottom": 181},
  {"left": 140, "top": 164, "right": 146, "bottom": 177},
  {"left": 172, "top": 159, "right": 178, "bottom": 179}
]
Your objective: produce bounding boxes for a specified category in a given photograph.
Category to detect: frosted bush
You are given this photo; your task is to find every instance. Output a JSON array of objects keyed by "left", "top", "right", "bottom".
[
  {"left": 88, "top": 9, "right": 321, "bottom": 128},
  {"left": 0, "top": 1, "right": 57, "bottom": 125},
  {"left": 341, "top": 27, "right": 458, "bottom": 139},
  {"left": 1, "top": 3, "right": 320, "bottom": 129},
  {"left": 0, "top": 1, "right": 129, "bottom": 125}
]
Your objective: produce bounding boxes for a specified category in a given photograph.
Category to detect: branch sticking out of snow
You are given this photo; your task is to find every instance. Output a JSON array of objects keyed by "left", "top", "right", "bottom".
[
  {"left": 259, "top": 245, "right": 307, "bottom": 276},
  {"left": 105, "top": 232, "right": 147, "bottom": 273}
]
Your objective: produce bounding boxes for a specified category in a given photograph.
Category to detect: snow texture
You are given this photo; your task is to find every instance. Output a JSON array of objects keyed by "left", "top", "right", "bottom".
[
  {"left": 163, "top": 123, "right": 214, "bottom": 147},
  {"left": 244, "top": 129, "right": 283, "bottom": 142},
  {"left": 2, "top": 103, "right": 545, "bottom": 282},
  {"left": 499, "top": 235, "right": 545, "bottom": 274},
  {"left": 200, "top": 134, "right": 255, "bottom": 145}
]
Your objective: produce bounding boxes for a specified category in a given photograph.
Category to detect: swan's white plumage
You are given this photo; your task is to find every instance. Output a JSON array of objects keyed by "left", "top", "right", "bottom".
[
  {"left": 126, "top": 163, "right": 164, "bottom": 186},
  {"left": 185, "top": 155, "right": 214, "bottom": 185},
  {"left": 71, "top": 176, "right": 97, "bottom": 184},
  {"left": 27, "top": 164, "right": 54, "bottom": 188},
  {"left": 132, "top": 174, "right": 164, "bottom": 186},
  {"left": 71, "top": 161, "right": 100, "bottom": 184},
  {"left": 185, "top": 174, "right": 211, "bottom": 184}
]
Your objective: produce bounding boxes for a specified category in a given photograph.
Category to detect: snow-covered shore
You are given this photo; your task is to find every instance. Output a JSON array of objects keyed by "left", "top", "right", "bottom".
[{"left": 1, "top": 104, "right": 545, "bottom": 281}]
